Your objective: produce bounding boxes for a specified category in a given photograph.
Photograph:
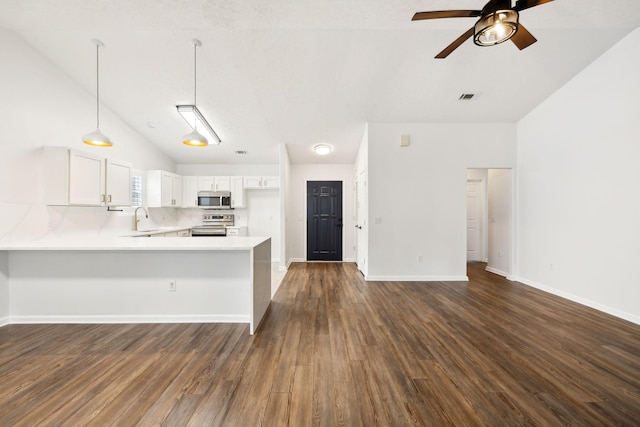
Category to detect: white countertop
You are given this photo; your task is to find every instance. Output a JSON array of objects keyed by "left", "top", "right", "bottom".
[{"left": 0, "top": 236, "right": 270, "bottom": 251}]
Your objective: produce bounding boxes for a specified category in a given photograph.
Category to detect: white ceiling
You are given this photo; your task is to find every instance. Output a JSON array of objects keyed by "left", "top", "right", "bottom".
[{"left": 1, "top": 0, "right": 639, "bottom": 164}]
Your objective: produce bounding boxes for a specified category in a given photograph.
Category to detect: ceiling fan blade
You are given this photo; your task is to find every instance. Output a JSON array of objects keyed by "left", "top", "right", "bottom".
[
  {"left": 435, "top": 27, "right": 475, "bottom": 59},
  {"left": 514, "top": 0, "right": 554, "bottom": 12},
  {"left": 412, "top": 10, "right": 482, "bottom": 21},
  {"left": 510, "top": 24, "right": 537, "bottom": 50}
]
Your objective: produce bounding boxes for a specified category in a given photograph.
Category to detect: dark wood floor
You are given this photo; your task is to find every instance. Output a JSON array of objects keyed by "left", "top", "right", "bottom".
[{"left": 1, "top": 262, "right": 639, "bottom": 426}]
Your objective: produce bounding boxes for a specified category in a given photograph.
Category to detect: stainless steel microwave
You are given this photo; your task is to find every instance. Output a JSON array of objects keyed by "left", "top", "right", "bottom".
[{"left": 197, "top": 191, "right": 232, "bottom": 209}]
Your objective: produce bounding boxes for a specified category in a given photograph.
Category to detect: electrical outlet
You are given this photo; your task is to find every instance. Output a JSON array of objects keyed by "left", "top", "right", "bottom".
[{"left": 169, "top": 280, "right": 177, "bottom": 292}]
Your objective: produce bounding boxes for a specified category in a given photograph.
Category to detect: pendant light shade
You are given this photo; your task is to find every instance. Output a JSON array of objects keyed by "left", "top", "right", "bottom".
[
  {"left": 182, "top": 129, "right": 209, "bottom": 147},
  {"left": 83, "top": 39, "right": 112, "bottom": 147},
  {"left": 82, "top": 128, "right": 113, "bottom": 147}
]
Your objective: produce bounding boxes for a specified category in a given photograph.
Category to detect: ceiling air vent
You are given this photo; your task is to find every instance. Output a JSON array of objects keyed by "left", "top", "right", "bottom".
[
  {"left": 459, "top": 93, "right": 475, "bottom": 100},
  {"left": 235, "top": 150, "right": 247, "bottom": 155}
]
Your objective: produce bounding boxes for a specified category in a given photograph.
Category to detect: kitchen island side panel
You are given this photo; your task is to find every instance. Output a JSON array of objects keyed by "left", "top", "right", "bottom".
[
  {"left": 8, "top": 250, "right": 252, "bottom": 324},
  {"left": 250, "top": 238, "right": 271, "bottom": 334}
]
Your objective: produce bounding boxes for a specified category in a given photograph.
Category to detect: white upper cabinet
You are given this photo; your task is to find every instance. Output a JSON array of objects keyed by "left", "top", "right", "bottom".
[
  {"left": 147, "top": 170, "right": 182, "bottom": 207},
  {"left": 198, "top": 176, "right": 230, "bottom": 192},
  {"left": 243, "top": 176, "right": 279, "bottom": 189},
  {"left": 43, "top": 147, "right": 131, "bottom": 206},
  {"left": 230, "top": 176, "right": 245, "bottom": 208},
  {"left": 214, "top": 176, "right": 231, "bottom": 191},
  {"left": 105, "top": 159, "right": 133, "bottom": 206},
  {"left": 182, "top": 176, "right": 198, "bottom": 207},
  {"left": 197, "top": 176, "right": 214, "bottom": 191}
]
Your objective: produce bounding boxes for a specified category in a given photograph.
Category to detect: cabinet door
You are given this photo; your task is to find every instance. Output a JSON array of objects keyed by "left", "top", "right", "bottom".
[
  {"left": 230, "top": 176, "right": 245, "bottom": 207},
  {"left": 161, "top": 172, "right": 174, "bottom": 206},
  {"left": 69, "top": 150, "right": 105, "bottom": 205},
  {"left": 105, "top": 159, "right": 132, "bottom": 206},
  {"left": 197, "top": 176, "right": 214, "bottom": 191},
  {"left": 182, "top": 176, "right": 198, "bottom": 207},
  {"left": 261, "top": 176, "right": 280, "bottom": 189},
  {"left": 214, "top": 176, "right": 230, "bottom": 191},
  {"left": 243, "top": 176, "right": 262, "bottom": 189},
  {"left": 171, "top": 175, "right": 182, "bottom": 206}
]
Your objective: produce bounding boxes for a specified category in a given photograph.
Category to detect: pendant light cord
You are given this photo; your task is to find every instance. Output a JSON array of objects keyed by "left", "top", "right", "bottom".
[
  {"left": 193, "top": 41, "right": 197, "bottom": 106},
  {"left": 96, "top": 42, "right": 100, "bottom": 129}
]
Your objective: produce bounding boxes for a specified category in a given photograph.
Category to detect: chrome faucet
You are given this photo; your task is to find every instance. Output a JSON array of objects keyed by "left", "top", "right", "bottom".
[{"left": 134, "top": 207, "right": 149, "bottom": 231}]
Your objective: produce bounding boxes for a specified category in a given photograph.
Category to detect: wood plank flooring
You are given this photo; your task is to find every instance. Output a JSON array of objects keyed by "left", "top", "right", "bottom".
[{"left": 1, "top": 262, "right": 639, "bottom": 426}]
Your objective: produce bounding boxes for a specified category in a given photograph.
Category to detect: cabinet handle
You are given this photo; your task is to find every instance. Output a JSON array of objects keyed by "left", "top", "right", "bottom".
[
  {"left": 101, "top": 194, "right": 106, "bottom": 203},
  {"left": 108, "top": 195, "right": 112, "bottom": 203}
]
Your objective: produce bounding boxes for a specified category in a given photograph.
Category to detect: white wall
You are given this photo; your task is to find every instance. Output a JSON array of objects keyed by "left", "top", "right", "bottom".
[
  {"left": 0, "top": 29, "right": 174, "bottom": 242},
  {"left": 280, "top": 144, "right": 291, "bottom": 271},
  {"left": 487, "top": 169, "right": 512, "bottom": 276},
  {"left": 176, "top": 164, "right": 279, "bottom": 176},
  {"left": 516, "top": 28, "right": 640, "bottom": 324},
  {"left": 0, "top": 252, "right": 8, "bottom": 325},
  {"left": 367, "top": 123, "right": 516, "bottom": 280},
  {"left": 288, "top": 164, "right": 355, "bottom": 263}
]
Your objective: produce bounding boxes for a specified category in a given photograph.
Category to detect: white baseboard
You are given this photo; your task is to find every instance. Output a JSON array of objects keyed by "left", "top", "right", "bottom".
[
  {"left": 516, "top": 277, "right": 640, "bottom": 326},
  {"left": 9, "top": 314, "right": 250, "bottom": 325},
  {"left": 485, "top": 266, "right": 509, "bottom": 278},
  {"left": 365, "top": 275, "right": 469, "bottom": 282},
  {"left": 287, "top": 258, "right": 305, "bottom": 268},
  {"left": 0, "top": 316, "right": 9, "bottom": 328},
  {"left": 344, "top": 257, "right": 355, "bottom": 262}
]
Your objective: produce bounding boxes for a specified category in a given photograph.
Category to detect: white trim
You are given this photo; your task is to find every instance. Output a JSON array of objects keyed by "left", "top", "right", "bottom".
[
  {"left": 365, "top": 275, "right": 469, "bottom": 282},
  {"left": 287, "top": 258, "right": 305, "bottom": 268},
  {"left": 344, "top": 257, "right": 355, "bottom": 262},
  {"left": 516, "top": 277, "right": 640, "bottom": 326},
  {"left": 9, "top": 314, "right": 250, "bottom": 325},
  {"left": 485, "top": 266, "right": 509, "bottom": 278},
  {"left": 0, "top": 316, "right": 9, "bottom": 327}
]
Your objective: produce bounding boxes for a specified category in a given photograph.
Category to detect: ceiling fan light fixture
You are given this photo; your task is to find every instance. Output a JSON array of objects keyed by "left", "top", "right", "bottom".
[{"left": 474, "top": 9, "right": 519, "bottom": 46}]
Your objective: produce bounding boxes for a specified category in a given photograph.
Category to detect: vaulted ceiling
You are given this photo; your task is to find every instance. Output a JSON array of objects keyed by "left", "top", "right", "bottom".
[{"left": 2, "top": 0, "right": 639, "bottom": 164}]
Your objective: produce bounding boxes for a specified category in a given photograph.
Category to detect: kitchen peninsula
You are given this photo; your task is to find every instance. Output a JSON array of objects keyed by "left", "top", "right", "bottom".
[{"left": 0, "top": 237, "right": 271, "bottom": 334}]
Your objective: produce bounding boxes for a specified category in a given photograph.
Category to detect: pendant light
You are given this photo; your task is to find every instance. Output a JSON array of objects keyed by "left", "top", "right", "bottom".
[
  {"left": 82, "top": 39, "right": 112, "bottom": 147},
  {"left": 181, "top": 39, "right": 209, "bottom": 147}
]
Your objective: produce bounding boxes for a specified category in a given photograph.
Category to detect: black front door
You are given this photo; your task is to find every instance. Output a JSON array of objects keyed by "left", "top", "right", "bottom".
[{"left": 307, "top": 181, "right": 343, "bottom": 261}]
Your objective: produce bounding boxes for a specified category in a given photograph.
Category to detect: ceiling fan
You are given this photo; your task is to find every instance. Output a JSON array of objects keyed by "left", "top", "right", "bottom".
[{"left": 412, "top": 0, "right": 554, "bottom": 58}]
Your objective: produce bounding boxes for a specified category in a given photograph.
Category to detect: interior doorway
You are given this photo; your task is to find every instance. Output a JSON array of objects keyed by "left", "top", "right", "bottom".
[
  {"left": 307, "top": 181, "right": 343, "bottom": 261},
  {"left": 467, "top": 169, "right": 513, "bottom": 278}
]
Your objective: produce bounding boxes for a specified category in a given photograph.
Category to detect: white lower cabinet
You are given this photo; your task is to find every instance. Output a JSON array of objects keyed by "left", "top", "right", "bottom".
[{"left": 226, "top": 226, "right": 247, "bottom": 236}]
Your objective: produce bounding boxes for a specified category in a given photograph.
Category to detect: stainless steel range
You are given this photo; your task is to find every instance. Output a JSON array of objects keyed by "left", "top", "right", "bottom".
[{"left": 191, "top": 213, "right": 234, "bottom": 236}]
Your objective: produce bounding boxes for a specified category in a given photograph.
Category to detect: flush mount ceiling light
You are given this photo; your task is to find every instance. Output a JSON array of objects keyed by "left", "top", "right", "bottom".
[
  {"left": 177, "top": 39, "right": 221, "bottom": 147},
  {"left": 314, "top": 144, "right": 333, "bottom": 156},
  {"left": 82, "top": 39, "right": 112, "bottom": 147}
]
